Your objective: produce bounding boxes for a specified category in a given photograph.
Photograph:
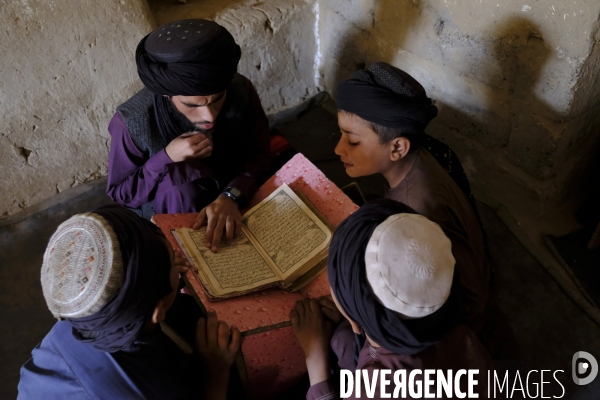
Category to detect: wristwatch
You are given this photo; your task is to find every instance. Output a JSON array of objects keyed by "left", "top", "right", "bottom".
[{"left": 222, "top": 186, "right": 241, "bottom": 202}]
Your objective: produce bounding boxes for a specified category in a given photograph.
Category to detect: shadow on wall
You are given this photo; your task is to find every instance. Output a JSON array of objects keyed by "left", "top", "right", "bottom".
[
  {"left": 327, "top": 1, "right": 564, "bottom": 213},
  {"left": 449, "top": 16, "right": 599, "bottom": 216},
  {"left": 427, "top": 17, "right": 560, "bottom": 213},
  {"left": 489, "top": 18, "right": 555, "bottom": 180},
  {"left": 364, "top": 5, "right": 583, "bottom": 216},
  {"left": 438, "top": 16, "right": 555, "bottom": 152},
  {"left": 322, "top": 0, "right": 424, "bottom": 98}
]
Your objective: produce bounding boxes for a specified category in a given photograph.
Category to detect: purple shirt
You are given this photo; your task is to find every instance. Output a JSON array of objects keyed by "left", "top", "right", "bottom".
[
  {"left": 106, "top": 78, "right": 271, "bottom": 214},
  {"left": 307, "top": 321, "right": 494, "bottom": 400}
]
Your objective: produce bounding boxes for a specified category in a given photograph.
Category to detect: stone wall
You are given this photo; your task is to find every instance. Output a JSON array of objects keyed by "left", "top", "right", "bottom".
[
  {"left": 0, "top": 0, "right": 319, "bottom": 219},
  {"left": 0, "top": 0, "right": 155, "bottom": 218},
  {"left": 149, "top": 0, "right": 320, "bottom": 114},
  {"left": 317, "top": 0, "right": 600, "bottom": 219},
  {"left": 214, "top": 0, "right": 319, "bottom": 114},
  {"left": 3, "top": 0, "right": 599, "bottom": 221}
]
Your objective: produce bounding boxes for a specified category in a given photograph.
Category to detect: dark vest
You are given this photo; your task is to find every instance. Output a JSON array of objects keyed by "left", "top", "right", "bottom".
[{"left": 116, "top": 73, "right": 251, "bottom": 219}]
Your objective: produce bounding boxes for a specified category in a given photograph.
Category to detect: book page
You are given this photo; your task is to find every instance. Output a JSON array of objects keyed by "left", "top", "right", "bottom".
[
  {"left": 242, "top": 184, "right": 332, "bottom": 277},
  {"left": 176, "top": 227, "right": 279, "bottom": 295}
]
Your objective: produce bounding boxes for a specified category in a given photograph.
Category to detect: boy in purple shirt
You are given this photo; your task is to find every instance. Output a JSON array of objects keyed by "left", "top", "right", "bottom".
[
  {"left": 107, "top": 19, "right": 271, "bottom": 252},
  {"left": 291, "top": 200, "right": 494, "bottom": 399}
]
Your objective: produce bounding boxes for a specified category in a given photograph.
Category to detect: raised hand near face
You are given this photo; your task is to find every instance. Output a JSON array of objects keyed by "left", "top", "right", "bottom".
[{"left": 165, "top": 132, "right": 213, "bottom": 162}]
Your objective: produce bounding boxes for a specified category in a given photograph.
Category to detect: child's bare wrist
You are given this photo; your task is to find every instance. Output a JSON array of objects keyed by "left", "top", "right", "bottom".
[
  {"left": 305, "top": 352, "right": 331, "bottom": 385},
  {"left": 209, "top": 365, "right": 231, "bottom": 380}
]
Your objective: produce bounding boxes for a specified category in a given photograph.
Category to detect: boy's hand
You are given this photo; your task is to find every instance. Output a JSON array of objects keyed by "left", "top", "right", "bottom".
[
  {"left": 196, "top": 311, "right": 241, "bottom": 373},
  {"left": 165, "top": 132, "right": 213, "bottom": 162},
  {"left": 290, "top": 299, "right": 332, "bottom": 385},
  {"left": 192, "top": 195, "right": 242, "bottom": 252},
  {"left": 174, "top": 250, "right": 190, "bottom": 290},
  {"left": 318, "top": 296, "right": 344, "bottom": 325},
  {"left": 174, "top": 250, "right": 189, "bottom": 274}
]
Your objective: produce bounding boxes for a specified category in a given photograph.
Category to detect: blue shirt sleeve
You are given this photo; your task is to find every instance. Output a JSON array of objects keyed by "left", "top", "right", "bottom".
[
  {"left": 18, "top": 337, "right": 92, "bottom": 400},
  {"left": 18, "top": 321, "right": 195, "bottom": 400}
]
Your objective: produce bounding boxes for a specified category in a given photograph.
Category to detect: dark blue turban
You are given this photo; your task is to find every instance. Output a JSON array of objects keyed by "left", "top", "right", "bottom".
[
  {"left": 69, "top": 205, "right": 172, "bottom": 353},
  {"left": 328, "top": 199, "right": 463, "bottom": 356},
  {"left": 337, "top": 62, "right": 438, "bottom": 135}
]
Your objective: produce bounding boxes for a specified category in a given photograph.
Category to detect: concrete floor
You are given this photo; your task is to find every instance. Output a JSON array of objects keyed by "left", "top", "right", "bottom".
[
  {"left": 0, "top": 183, "right": 114, "bottom": 399},
  {"left": 2, "top": 103, "right": 600, "bottom": 399}
]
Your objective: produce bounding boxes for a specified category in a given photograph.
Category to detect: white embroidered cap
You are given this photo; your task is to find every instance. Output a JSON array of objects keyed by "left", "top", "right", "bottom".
[
  {"left": 365, "top": 213, "right": 455, "bottom": 319},
  {"left": 41, "top": 213, "right": 124, "bottom": 319}
]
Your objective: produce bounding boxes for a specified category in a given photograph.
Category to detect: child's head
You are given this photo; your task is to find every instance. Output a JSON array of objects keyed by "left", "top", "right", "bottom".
[
  {"left": 327, "top": 199, "right": 458, "bottom": 353},
  {"left": 335, "top": 62, "right": 437, "bottom": 178},
  {"left": 335, "top": 109, "right": 419, "bottom": 178},
  {"left": 41, "top": 205, "right": 176, "bottom": 352}
]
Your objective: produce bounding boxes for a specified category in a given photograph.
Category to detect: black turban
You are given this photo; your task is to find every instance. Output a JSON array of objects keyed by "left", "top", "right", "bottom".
[
  {"left": 69, "top": 205, "right": 172, "bottom": 353},
  {"left": 337, "top": 62, "right": 438, "bottom": 135},
  {"left": 136, "top": 19, "right": 241, "bottom": 96},
  {"left": 135, "top": 20, "right": 242, "bottom": 144},
  {"left": 328, "top": 199, "right": 463, "bottom": 355}
]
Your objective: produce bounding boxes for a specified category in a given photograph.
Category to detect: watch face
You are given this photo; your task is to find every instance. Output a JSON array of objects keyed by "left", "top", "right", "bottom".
[{"left": 230, "top": 187, "right": 241, "bottom": 197}]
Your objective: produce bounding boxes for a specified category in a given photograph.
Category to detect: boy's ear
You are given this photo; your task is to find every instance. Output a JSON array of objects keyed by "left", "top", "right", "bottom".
[
  {"left": 151, "top": 299, "right": 167, "bottom": 324},
  {"left": 389, "top": 137, "right": 411, "bottom": 161}
]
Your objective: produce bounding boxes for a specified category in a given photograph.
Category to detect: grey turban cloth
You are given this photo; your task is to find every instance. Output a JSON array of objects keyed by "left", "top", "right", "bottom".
[{"left": 337, "top": 62, "right": 438, "bottom": 135}]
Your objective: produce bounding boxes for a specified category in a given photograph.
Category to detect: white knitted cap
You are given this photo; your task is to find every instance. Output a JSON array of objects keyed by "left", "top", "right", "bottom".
[
  {"left": 41, "top": 213, "right": 124, "bottom": 319},
  {"left": 365, "top": 214, "right": 455, "bottom": 318}
]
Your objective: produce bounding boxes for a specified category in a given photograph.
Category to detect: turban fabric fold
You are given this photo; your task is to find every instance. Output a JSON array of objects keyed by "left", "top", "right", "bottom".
[
  {"left": 328, "top": 199, "right": 463, "bottom": 355},
  {"left": 69, "top": 205, "right": 172, "bottom": 353},
  {"left": 337, "top": 62, "right": 438, "bottom": 135}
]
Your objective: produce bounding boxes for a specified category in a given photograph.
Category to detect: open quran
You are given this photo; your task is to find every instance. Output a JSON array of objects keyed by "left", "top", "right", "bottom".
[{"left": 171, "top": 184, "right": 333, "bottom": 300}]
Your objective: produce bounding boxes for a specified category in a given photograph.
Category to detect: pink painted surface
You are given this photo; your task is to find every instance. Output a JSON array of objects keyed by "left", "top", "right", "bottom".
[
  {"left": 248, "top": 153, "right": 359, "bottom": 227},
  {"left": 241, "top": 326, "right": 305, "bottom": 399},
  {"left": 154, "top": 153, "right": 358, "bottom": 399}
]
